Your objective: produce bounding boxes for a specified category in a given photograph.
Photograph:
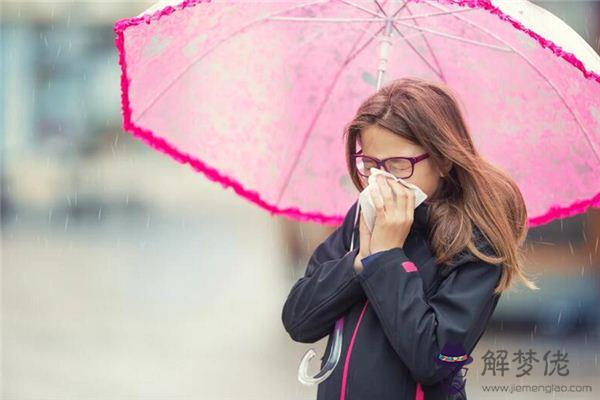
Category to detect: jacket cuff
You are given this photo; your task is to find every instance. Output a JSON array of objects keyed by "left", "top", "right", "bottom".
[
  {"left": 359, "top": 251, "right": 388, "bottom": 267},
  {"left": 356, "top": 247, "right": 418, "bottom": 280}
]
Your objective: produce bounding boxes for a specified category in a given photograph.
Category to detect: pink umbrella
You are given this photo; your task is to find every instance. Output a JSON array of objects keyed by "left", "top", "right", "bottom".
[
  {"left": 114, "top": 0, "right": 600, "bottom": 385},
  {"left": 114, "top": 0, "right": 600, "bottom": 227}
]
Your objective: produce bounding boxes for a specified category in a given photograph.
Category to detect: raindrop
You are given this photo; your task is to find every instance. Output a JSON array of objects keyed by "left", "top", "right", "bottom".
[
  {"left": 299, "top": 224, "right": 306, "bottom": 247},
  {"left": 583, "top": 17, "right": 591, "bottom": 42},
  {"left": 98, "top": 207, "right": 102, "bottom": 220},
  {"left": 568, "top": 240, "right": 574, "bottom": 256},
  {"left": 557, "top": 310, "right": 562, "bottom": 326},
  {"left": 64, "top": 213, "right": 69, "bottom": 231}
]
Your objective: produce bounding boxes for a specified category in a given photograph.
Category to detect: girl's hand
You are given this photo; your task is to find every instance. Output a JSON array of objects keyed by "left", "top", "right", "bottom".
[
  {"left": 369, "top": 174, "right": 415, "bottom": 254},
  {"left": 353, "top": 212, "right": 372, "bottom": 272}
]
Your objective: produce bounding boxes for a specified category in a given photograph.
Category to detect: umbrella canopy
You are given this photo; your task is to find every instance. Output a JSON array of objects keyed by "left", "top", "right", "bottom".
[{"left": 114, "top": 0, "right": 600, "bottom": 227}]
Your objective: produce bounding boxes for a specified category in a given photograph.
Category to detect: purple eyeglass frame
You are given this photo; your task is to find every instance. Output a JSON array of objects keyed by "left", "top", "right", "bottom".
[{"left": 351, "top": 149, "right": 430, "bottom": 179}]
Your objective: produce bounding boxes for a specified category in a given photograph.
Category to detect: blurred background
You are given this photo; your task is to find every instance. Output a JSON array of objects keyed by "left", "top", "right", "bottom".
[{"left": 1, "top": 1, "right": 599, "bottom": 399}]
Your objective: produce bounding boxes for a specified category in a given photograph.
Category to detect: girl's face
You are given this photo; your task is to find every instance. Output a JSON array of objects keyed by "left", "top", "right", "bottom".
[{"left": 358, "top": 124, "right": 448, "bottom": 202}]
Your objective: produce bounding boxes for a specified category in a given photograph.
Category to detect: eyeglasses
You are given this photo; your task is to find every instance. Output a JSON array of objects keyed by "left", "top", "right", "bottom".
[{"left": 351, "top": 149, "right": 430, "bottom": 179}]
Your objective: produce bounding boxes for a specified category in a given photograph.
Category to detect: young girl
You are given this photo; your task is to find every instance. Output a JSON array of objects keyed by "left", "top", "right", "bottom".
[{"left": 282, "top": 77, "right": 537, "bottom": 400}]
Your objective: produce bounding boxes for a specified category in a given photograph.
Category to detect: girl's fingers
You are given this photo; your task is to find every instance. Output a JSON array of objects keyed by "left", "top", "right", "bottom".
[
  {"left": 406, "top": 184, "right": 415, "bottom": 217},
  {"left": 359, "top": 211, "right": 367, "bottom": 233},
  {"left": 387, "top": 179, "right": 408, "bottom": 217},
  {"left": 376, "top": 175, "right": 394, "bottom": 211},
  {"left": 387, "top": 179, "right": 403, "bottom": 210},
  {"left": 359, "top": 212, "right": 370, "bottom": 242},
  {"left": 370, "top": 179, "right": 385, "bottom": 216}
]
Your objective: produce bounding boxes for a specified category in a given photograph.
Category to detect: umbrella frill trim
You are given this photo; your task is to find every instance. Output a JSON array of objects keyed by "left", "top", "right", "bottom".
[{"left": 113, "top": 0, "right": 600, "bottom": 226}]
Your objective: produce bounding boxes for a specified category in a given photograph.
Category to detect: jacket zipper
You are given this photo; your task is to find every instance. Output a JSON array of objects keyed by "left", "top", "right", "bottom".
[
  {"left": 415, "top": 382, "right": 424, "bottom": 399},
  {"left": 339, "top": 299, "right": 369, "bottom": 400},
  {"left": 338, "top": 299, "right": 426, "bottom": 400}
]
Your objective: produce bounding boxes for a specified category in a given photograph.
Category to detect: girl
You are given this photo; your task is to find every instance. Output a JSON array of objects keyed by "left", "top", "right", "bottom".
[{"left": 282, "top": 77, "right": 538, "bottom": 400}]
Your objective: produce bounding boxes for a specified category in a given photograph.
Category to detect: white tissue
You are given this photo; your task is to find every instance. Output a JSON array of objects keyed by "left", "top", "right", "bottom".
[{"left": 358, "top": 167, "right": 428, "bottom": 233}]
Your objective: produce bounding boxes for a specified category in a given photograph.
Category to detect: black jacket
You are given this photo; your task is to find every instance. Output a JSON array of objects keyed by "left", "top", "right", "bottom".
[{"left": 282, "top": 200, "right": 504, "bottom": 400}]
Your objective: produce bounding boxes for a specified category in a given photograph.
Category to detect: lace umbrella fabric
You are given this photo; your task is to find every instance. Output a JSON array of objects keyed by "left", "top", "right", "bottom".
[{"left": 114, "top": 0, "right": 600, "bottom": 227}]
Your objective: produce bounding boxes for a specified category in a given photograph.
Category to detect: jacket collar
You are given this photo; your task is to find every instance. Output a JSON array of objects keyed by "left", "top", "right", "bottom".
[{"left": 413, "top": 200, "right": 431, "bottom": 233}]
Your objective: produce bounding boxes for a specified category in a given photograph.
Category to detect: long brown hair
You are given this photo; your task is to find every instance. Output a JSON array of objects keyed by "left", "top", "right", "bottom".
[{"left": 343, "top": 77, "right": 538, "bottom": 294}]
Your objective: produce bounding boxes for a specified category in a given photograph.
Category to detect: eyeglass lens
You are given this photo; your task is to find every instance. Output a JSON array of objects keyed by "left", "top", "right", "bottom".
[{"left": 354, "top": 156, "right": 413, "bottom": 179}]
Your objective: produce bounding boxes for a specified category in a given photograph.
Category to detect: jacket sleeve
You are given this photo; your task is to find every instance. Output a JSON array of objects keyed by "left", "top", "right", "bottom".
[
  {"left": 281, "top": 200, "right": 365, "bottom": 343},
  {"left": 355, "top": 246, "right": 503, "bottom": 386}
]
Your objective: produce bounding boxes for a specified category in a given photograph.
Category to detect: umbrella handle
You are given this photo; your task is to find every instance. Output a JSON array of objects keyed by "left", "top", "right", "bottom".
[
  {"left": 297, "top": 202, "right": 361, "bottom": 386},
  {"left": 297, "top": 317, "right": 345, "bottom": 385}
]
